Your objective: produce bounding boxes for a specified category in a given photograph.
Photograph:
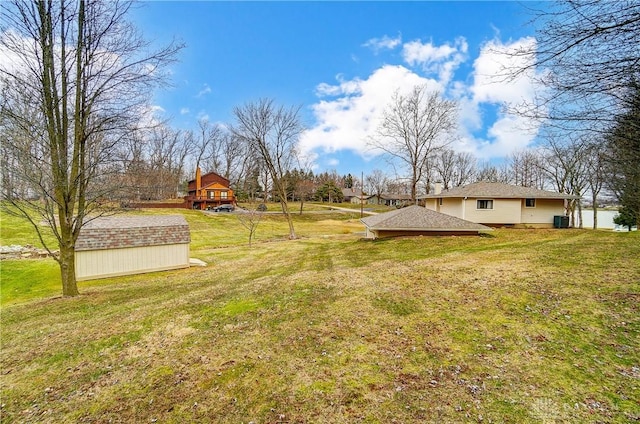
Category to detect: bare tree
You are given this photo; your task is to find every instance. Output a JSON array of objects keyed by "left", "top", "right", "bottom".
[
  {"left": 584, "top": 141, "right": 607, "bottom": 229},
  {"left": 540, "top": 134, "right": 590, "bottom": 227},
  {"left": 220, "top": 132, "right": 244, "bottom": 181},
  {"left": 434, "top": 149, "right": 455, "bottom": 190},
  {"left": 506, "top": 1, "right": 640, "bottom": 135},
  {"left": 236, "top": 206, "right": 264, "bottom": 248},
  {"left": 434, "top": 149, "right": 478, "bottom": 190},
  {"left": 0, "top": 0, "right": 181, "bottom": 296},
  {"left": 508, "top": 149, "right": 546, "bottom": 189},
  {"left": 365, "top": 169, "right": 388, "bottom": 203},
  {"left": 191, "top": 118, "right": 222, "bottom": 172},
  {"left": 232, "top": 99, "right": 303, "bottom": 240},
  {"left": 451, "top": 151, "right": 476, "bottom": 188},
  {"left": 148, "top": 125, "right": 192, "bottom": 199},
  {"left": 475, "top": 161, "right": 510, "bottom": 184},
  {"left": 369, "top": 85, "right": 458, "bottom": 202}
]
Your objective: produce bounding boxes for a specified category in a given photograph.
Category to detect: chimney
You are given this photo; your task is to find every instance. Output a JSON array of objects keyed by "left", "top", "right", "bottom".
[
  {"left": 196, "top": 167, "right": 202, "bottom": 192},
  {"left": 434, "top": 182, "right": 442, "bottom": 195}
]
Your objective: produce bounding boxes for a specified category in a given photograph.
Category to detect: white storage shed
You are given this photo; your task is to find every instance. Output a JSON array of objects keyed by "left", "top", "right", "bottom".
[{"left": 74, "top": 215, "right": 190, "bottom": 281}]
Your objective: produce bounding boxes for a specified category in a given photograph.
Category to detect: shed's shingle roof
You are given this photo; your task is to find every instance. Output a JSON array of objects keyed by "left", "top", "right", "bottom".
[
  {"left": 420, "top": 182, "right": 579, "bottom": 199},
  {"left": 75, "top": 215, "right": 190, "bottom": 251},
  {"left": 361, "top": 205, "right": 492, "bottom": 232}
]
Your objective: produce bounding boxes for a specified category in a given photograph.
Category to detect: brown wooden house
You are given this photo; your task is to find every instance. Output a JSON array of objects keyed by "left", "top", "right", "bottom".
[{"left": 185, "top": 168, "right": 236, "bottom": 210}]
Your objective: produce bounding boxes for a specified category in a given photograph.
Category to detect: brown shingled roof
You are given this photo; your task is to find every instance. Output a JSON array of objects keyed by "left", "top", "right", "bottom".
[
  {"left": 361, "top": 205, "right": 492, "bottom": 232},
  {"left": 419, "top": 182, "right": 579, "bottom": 199},
  {"left": 75, "top": 215, "right": 190, "bottom": 251}
]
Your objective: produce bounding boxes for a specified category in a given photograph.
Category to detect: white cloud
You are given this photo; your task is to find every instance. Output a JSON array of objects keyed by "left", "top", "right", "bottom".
[
  {"left": 136, "top": 104, "right": 165, "bottom": 129},
  {"left": 180, "top": 107, "right": 190, "bottom": 115},
  {"left": 471, "top": 37, "right": 538, "bottom": 105},
  {"left": 402, "top": 37, "right": 468, "bottom": 83},
  {"left": 0, "top": 30, "right": 32, "bottom": 79},
  {"left": 197, "top": 111, "right": 210, "bottom": 121},
  {"left": 326, "top": 158, "right": 340, "bottom": 167},
  {"left": 461, "top": 37, "right": 543, "bottom": 158},
  {"left": 302, "top": 35, "right": 544, "bottom": 168},
  {"left": 299, "top": 65, "right": 440, "bottom": 159},
  {"left": 196, "top": 84, "right": 212, "bottom": 97},
  {"left": 363, "top": 34, "right": 402, "bottom": 53}
]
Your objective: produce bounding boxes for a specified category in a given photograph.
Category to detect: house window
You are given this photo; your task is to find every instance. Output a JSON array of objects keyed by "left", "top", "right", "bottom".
[
  {"left": 477, "top": 199, "right": 493, "bottom": 210},
  {"left": 220, "top": 191, "right": 228, "bottom": 199},
  {"left": 525, "top": 198, "right": 536, "bottom": 208},
  {"left": 207, "top": 190, "right": 215, "bottom": 199}
]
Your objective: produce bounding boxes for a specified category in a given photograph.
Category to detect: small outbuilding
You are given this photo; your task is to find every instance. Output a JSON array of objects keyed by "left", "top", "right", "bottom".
[
  {"left": 361, "top": 205, "right": 493, "bottom": 239},
  {"left": 74, "top": 215, "right": 190, "bottom": 281}
]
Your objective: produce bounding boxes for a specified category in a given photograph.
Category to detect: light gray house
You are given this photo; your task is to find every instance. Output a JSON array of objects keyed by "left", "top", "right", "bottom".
[
  {"left": 367, "top": 193, "right": 413, "bottom": 207},
  {"left": 361, "top": 205, "right": 492, "bottom": 239},
  {"left": 74, "top": 215, "right": 190, "bottom": 281},
  {"left": 342, "top": 188, "right": 368, "bottom": 204}
]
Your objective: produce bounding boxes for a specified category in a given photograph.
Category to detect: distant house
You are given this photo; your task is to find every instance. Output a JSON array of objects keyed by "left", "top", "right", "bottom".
[
  {"left": 342, "top": 188, "right": 369, "bottom": 204},
  {"left": 367, "top": 193, "right": 413, "bottom": 207},
  {"left": 186, "top": 168, "right": 236, "bottom": 210},
  {"left": 75, "top": 215, "right": 190, "bottom": 281},
  {"left": 419, "top": 182, "right": 579, "bottom": 228},
  {"left": 361, "top": 205, "right": 492, "bottom": 239}
]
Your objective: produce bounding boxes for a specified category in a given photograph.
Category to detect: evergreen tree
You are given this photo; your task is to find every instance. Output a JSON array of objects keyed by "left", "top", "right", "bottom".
[
  {"left": 344, "top": 173, "right": 354, "bottom": 188},
  {"left": 606, "top": 82, "right": 640, "bottom": 227}
]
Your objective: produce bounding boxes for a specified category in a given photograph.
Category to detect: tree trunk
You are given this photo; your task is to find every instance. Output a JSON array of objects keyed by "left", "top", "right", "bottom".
[
  {"left": 59, "top": 241, "right": 79, "bottom": 297},
  {"left": 279, "top": 200, "right": 296, "bottom": 239},
  {"left": 592, "top": 203, "right": 598, "bottom": 230},
  {"left": 577, "top": 201, "right": 583, "bottom": 229}
]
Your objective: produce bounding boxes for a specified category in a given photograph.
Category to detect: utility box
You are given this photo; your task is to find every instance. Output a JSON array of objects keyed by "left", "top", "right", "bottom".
[{"left": 553, "top": 215, "right": 570, "bottom": 228}]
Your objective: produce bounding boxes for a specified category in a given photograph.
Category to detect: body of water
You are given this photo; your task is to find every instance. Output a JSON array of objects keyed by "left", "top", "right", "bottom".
[{"left": 576, "top": 209, "right": 636, "bottom": 231}]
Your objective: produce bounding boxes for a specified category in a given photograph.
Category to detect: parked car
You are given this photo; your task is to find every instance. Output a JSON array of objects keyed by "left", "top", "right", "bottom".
[{"left": 213, "top": 204, "right": 235, "bottom": 212}]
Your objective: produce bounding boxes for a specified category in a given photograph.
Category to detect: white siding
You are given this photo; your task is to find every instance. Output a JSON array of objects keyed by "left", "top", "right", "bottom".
[
  {"left": 439, "top": 198, "right": 463, "bottom": 217},
  {"left": 75, "top": 243, "right": 190, "bottom": 281},
  {"left": 464, "top": 198, "right": 522, "bottom": 224},
  {"left": 425, "top": 196, "right": 567, "bottom": 226},
  {"left": 521, "top": 198, "right": 565, "bottom": 226},
  {"left": 424, "top": 199, "right": 438, "bottom": 211}
]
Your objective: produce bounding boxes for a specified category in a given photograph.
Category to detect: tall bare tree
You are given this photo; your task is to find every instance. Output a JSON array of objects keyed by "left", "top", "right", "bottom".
[
  {"left": 451, "top": 151, "right": 476, "bottom": 188},
  {"left": 584, "top": 140, "right": 607, "bottom": 229},
  {"left": 232, "top": 98, "right": 303, "bottom": 240},
  {"left": 508, "top": 149, "right": 546, "bottom": 189},
  {"left": 0, "top": 0, "right": 180, "bottom": 296},
  {"left": 506, "top": 0, "right": 640, "bottom": 134},
  {"left": 370, "top": 85, "right": 458, "bottom": 202},
  {"left": 365, "top": 169, "right": 388, "bottom": 202},
  {"left": 540, "top": 134, "right": 590, "bottom": 227},
  {"left": 433, "top": 149, "right": 477, "bottom": 190},
  {"left": 475, "top": 161, "right": 510, "bottom": 184}
]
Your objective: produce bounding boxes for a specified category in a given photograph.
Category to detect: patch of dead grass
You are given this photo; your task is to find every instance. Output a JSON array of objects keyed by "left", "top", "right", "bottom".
[{"left": 1, "top": 230, "right": 639, "bottom": 423}]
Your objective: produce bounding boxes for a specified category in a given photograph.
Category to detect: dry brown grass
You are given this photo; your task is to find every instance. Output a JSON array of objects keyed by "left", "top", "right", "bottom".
[{"left": 1, "top": 218, "right": 639, "bottom": 423}]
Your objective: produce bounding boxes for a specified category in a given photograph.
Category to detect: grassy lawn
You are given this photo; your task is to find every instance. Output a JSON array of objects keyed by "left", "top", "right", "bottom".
[{"left": 1, "top": 206, "right": 639, "bottom": 423}]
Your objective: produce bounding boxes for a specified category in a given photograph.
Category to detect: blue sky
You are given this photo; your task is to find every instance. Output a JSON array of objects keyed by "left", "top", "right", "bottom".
[{"left": 131, "top": 1, "right": 543, "bottom": 177}]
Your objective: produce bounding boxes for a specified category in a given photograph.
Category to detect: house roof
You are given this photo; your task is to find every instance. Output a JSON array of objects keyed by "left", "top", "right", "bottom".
[
  {"left": 360, "top": 205, "right": 492, "bottom": 232},
  {"left": 75, "top": 215, "right": 190, "bottom": 251},
  {"left": 419, "top": 182, "right": 580, "bottom": 200},
  {"left": 375, "top": 193, "right": 412, "bottom": 201},
  {"left": 187, "top": 171, "right": 230, "bottom": 191},
  {"left": 342, "top": 188, "right": 363, "bottom": 197}
]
